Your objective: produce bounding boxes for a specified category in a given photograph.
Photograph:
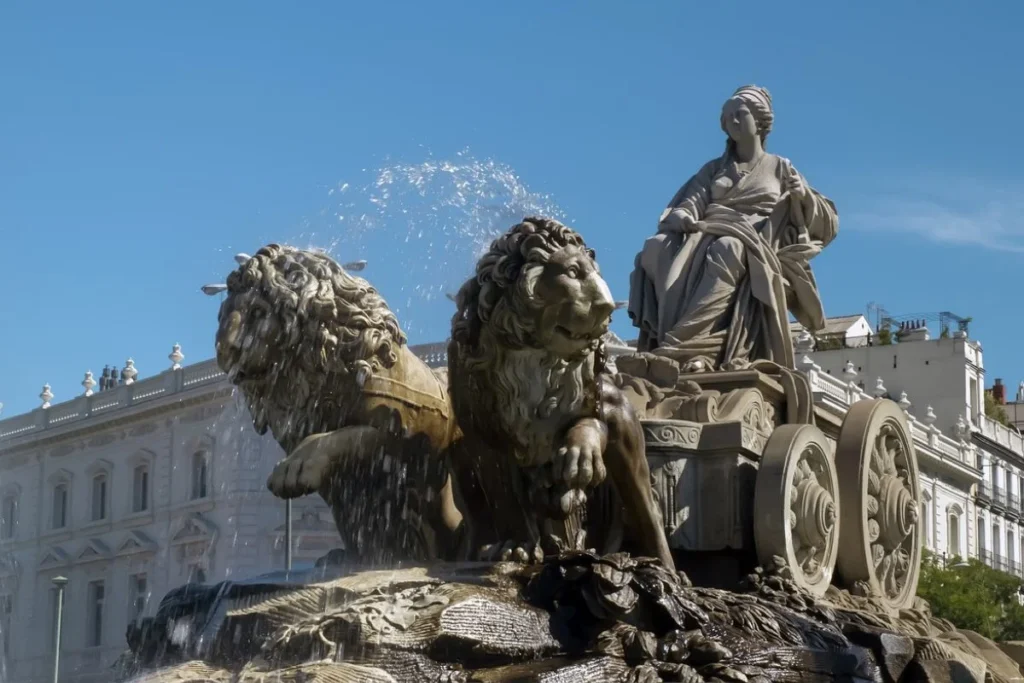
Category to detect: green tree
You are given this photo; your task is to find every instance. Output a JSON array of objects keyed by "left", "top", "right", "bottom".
[
  {"left": 985, "top": 391, "right": 1011, "bottom": 427},
  {"left": 876, "top": 325, "right": 894, "bottom": 346},
  {"left": 917, "top": 550, "right": 1024, "bottom": 640}
]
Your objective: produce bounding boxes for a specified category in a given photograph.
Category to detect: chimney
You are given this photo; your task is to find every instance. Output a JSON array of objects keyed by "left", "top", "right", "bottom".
[{"left": 993, "top": 378, "right": 1006, "bottom": 405}]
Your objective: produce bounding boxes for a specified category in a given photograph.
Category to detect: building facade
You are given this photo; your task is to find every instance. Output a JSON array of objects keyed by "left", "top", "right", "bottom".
[
  {"left": 801, "top": 319, "right": 1023, "bottom": 575},
  {"left": 0, "top": 344, "right": 449, "bottom": 683}
]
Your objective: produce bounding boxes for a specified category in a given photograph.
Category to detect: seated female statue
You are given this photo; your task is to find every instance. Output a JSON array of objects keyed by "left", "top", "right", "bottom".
[{"left": 628, "top": 85, "right": 838, "bottom": 371}]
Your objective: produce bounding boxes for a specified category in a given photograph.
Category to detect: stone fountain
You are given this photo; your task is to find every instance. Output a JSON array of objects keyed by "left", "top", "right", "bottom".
[{"left": 118, "top": 87, "right": 1022, "bottom": 683}]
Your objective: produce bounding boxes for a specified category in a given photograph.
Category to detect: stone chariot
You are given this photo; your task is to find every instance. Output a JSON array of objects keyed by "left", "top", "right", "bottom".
[{"left": 618, "top": 355, "right": 922, "bottom": 610}]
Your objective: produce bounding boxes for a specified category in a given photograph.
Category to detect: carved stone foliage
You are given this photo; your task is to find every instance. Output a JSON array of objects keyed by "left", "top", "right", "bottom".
[{"left": 122, "top": 552, "right": 1003, "bottom": 683}]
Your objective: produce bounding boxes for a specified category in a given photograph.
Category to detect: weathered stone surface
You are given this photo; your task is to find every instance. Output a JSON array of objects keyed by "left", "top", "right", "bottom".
[
  {"left": 949, "top": 630, "right": 1023, "bottom": 683},
  {"left": 999, "top": 642, "right": 1024, "bottom": 674},
  {"left": 905, "top": 638, "right": 986, "bottom": 683},
  {"left": 121, "top": 554, "right": 1012, "bottom": 683}
]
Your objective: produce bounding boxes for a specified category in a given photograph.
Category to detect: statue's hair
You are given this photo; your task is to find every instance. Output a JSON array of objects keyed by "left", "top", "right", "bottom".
[
  {"left": 721, "top": 84, "right": 774, "bottom": 155},
  {"left": 452, "top": 216, "right": 596, "bottom": 355},
  {"left": 449, "top": 217, "right": 605, "bottom": 459},
  {"left": 222, "top": 243, "right": 406, "bottom": 376}
]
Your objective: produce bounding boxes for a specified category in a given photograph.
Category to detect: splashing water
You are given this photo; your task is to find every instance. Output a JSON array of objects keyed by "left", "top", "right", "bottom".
[{"left": 293, "top": 150, "right": 568, "bottom": 341}]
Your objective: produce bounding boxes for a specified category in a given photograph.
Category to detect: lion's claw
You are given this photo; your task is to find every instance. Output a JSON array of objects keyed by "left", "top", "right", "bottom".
[
  {"left": 478, "top": 540, "right": 545, "bottom": 565},
  {"left": 554, "top": 429, "right": 607, "bottom": 492}
]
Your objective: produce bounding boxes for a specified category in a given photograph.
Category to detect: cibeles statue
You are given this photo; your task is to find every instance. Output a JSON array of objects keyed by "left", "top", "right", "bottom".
[{"left": 628, "top": 85, "right": 838, "bottom": 371}]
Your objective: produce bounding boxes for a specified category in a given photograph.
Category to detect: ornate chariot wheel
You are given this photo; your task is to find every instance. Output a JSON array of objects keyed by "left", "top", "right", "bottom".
[
  {"left": 834, "top": 399, "right": 921, "bottom": 610},
  {"left": 753, "top": 423, "right": 840, "bottom": 596}
]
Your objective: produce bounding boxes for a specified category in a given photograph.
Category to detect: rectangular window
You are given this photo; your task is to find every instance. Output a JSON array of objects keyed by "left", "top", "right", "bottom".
[
  {"left": 91, "top": 476, "right": 107, "bottom": 521},
  {"left": 191, "top": 453, "right": 208, "bottom": 500},
  {"left": 133, "top": 467, "right": 149, "bottom": 512},
  {"left": 87, "top": 581, "right": 104, "bottom": 647},
  {"left": 130, "top": 574, "right": 148, "bottom": 621},
  {"left": 970, "top": 377, "right": 979, "bottom": 422},
  {"left": 0, "top": 594, "right": 11, "bottom": 657},
  {"left": 53, "top": 485, "right": 68, "bottom": 529},
  {"left": 1, "top": 497, "right": 15, "bottom": 539}
]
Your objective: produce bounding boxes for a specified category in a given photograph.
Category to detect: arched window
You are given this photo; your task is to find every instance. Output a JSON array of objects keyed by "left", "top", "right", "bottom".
[
  {"left": 191, "top": 451, "right": 209, "bottom": 500},
  {"left": 947, "top": 509, "right": 961, "bottom": 558},
  {"left": 1008, "top": 529, "right": 1016, "bottom": 568},
  {"left": 993, "top": 523, "right": 1002, "bottom": 559},
  {"left": 132, "top": 465, "right": 150, "bottom": 513},
  {"left": 91, "top": 473, "right": 108, "bottom": 521},
  {"left": 52, "top": 484, "right": 68, "bottom": 529},
  {"left": 978, "top": 517, "right": 987, "bottom": 552}
]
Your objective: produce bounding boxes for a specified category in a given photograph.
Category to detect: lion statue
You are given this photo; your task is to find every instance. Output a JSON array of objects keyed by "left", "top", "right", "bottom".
[
  {"left": 215, "top": 244, "right": 463, "bottom": 564},
  {"left": 447, "top": 217, "right": 675, "bottom": 569}
]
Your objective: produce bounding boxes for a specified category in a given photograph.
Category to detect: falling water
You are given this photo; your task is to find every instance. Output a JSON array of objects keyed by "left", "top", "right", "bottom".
[{"left": 292, "top": 149, "right": 569, "bottom": 341}]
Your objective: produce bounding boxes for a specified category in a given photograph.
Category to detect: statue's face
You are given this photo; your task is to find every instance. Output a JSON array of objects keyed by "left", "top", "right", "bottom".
[
  {"left": 722, "top": 97, "right": 759, "bottom": 143},
  {"left": 529, "top": 245, "right": 615, "bottom": 358}
]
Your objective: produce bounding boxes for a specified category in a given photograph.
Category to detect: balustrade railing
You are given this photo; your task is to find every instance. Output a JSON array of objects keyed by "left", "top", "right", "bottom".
[
  {"left": 0, "top": 342, "right": 459, "bottom": 444},
  {"left": 977, "top": 413, "right": 1024, "bottom": 457},
  {"left": 799, "top": 361, "right": 974, "bottom": 469},
  {"left": 978, "top": 482, "right": 993, "bottom": 502}
]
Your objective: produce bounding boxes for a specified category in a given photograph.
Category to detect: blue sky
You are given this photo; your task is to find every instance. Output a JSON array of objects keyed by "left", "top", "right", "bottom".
[{"left": 1, "top": 1, "right": 1022, "bottom": 417}]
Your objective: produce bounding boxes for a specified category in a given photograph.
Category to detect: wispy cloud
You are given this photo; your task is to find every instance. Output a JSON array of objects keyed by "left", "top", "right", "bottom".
[{"left": 843, "top": 177, "right": 1024, "bottom": 253}]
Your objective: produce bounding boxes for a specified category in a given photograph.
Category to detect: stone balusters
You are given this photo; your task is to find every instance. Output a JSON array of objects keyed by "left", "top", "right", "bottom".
[{"left": 924, "top": 405, "right": 940, "bottom": 448}]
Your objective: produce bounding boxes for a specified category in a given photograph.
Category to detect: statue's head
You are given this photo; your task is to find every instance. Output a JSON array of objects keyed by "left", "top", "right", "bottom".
[
  {"left": 452, "top": 217, "right": 614, "bottom": 361},
  {"left": 721, "top": 84, "right": 774, "bottom": 147},
  {"left": 215, "top": 244, "right": 405, "bottom": 450}
]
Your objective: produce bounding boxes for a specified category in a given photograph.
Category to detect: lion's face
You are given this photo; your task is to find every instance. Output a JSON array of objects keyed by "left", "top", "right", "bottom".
[
  {"left": 216, "top": 289, "right": 286, "bottom": 388},
  {"left": 213, "top": 244, "right": 406, "bottom": 453},
  {"left": 525, "top": 244, "right": 615, "bottom": 358}
]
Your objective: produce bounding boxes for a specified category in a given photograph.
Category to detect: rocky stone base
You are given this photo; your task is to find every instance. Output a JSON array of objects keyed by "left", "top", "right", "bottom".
[{"left": 119, "top": 554, "right": 1022, "bottom": 683}]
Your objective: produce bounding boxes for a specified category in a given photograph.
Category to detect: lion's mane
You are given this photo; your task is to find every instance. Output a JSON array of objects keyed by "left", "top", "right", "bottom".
[
  {"left": 449, "top": 217, "right": 607, "bottom": 463},
  {"left": 217, "top": 244, "right": 406, "bottom": 450}
]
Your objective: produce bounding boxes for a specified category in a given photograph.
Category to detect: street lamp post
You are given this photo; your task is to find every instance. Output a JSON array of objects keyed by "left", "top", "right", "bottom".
[
  {"left": 51, "top": 576, "right": 67, "bottom": 683},
  {"left": 285, "top": 499, "right": 293, "bottom": 572}
]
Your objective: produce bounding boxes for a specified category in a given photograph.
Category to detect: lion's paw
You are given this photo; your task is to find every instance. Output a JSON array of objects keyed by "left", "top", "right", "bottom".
[
  {"left": 266, "top": 434, "right": 334, "bottom": 499},
  {"left": 478, "top": 540, "right": 545, "bottom": 565},
  {"left": 554, "top": 427, "right": 607, "bottom": 498}
]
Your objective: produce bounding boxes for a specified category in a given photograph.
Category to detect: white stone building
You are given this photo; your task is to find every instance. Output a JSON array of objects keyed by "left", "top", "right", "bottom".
[
  {"left": 0, "top": 343, "right": 449, "bottom": 683},
  {"left": 799, "top": 318, "right": 1022, "bottom": 575}
]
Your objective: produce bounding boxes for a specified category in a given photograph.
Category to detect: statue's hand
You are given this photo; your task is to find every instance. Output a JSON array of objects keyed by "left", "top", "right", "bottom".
[
  {"left": 787, "top": 168, "right": 809, "bottom": 202},
  {"left": 553, "top": 421, "right": 608, "bottom": 502},
  {"left": 267, "top": 433, "right": 335, "bottom": 498},
  {"left": 658, "top": 208, "right": 693, "bottom": 235}
]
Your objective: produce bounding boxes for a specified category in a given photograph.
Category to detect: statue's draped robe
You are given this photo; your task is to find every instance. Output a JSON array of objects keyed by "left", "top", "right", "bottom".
[{"left": 628, "top": 153, "right": 838, "bottom": 369}]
